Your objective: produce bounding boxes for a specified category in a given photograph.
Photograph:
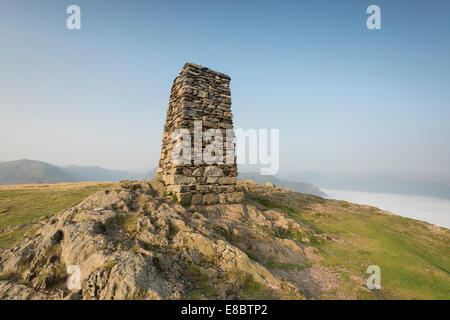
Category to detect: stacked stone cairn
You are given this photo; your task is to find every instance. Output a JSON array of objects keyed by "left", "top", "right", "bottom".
[{"left": 156, "top": 63, "right": 245, "bottom": 205}]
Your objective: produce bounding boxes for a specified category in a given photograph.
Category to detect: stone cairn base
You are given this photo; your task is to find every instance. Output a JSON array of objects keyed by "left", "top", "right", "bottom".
[{"left": 156, "top": 63, "right": 244, "bottom": 205}]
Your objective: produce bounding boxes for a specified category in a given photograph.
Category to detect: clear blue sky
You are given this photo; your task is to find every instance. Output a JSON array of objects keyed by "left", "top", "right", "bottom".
[{"left": 1, "top": 0, "right": 449, "bottom": 175}]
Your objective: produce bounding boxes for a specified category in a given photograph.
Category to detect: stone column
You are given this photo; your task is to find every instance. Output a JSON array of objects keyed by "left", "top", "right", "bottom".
[{"left": 157, "top": 63, "right": 244, "bottom": 205}]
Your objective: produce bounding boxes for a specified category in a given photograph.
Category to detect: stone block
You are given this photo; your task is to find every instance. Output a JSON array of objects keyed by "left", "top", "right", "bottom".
[
  {"left": 226, "top": 192, "right": 245, "bottom": 203},
  {"left": 192, "top": 167, "right": 204, "bottom": 177},
  {"left": 204, "top": 166, "right": 224, "bottom": 177},
  {"left": 172, "top": 175, "right": 196, "bottom": 185},
  {"left": 206, "top": 176, "right": 219, "bottom": 184},
  {"left": 167, "top": 185, "right": 191, "bottom": 194},
  {"left": 191, "top": 193, "right": 203, "bottom": 205},
  {"left": 218, "top": 177, "right": 237, "bottom": 185},
  {"left": 203, "top": 193, "right": 219, "bottom": 205},
  {"left": 218, "top": 193, "right": 227, "bottom": 204}
]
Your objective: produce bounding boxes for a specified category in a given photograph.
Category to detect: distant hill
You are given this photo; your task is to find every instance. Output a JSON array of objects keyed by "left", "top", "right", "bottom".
[
  {"left": 0, "top": 160, "right": 75, "bottom": 185},
  {"left": 141, "top": 168, "right": 157, "bottom": 180},
  {"left": 284, "top": 171, "right": 450, "bottom": 199},
  {"left": 0, "top": 161, "right": 325, "bottom": 197},
  {"left": 63, "top": 165, "right": 139, "bottom": 182},
  {"left": 0, "top": 160, "right": 139, "bottom": 185}
]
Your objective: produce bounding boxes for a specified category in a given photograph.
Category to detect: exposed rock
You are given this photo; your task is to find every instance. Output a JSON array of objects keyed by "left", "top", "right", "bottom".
[
  {"left": 204, "top": 166, "right": 224, "bottom": 177},
  {"left": 0, "top": 179, "right": 342, "bottom": 300},
  {"left": 265, "top": 182, "right": 275, "bottom": 188},
  {"left": 0, "top": 281, "right": 53, "bottom": 300}
]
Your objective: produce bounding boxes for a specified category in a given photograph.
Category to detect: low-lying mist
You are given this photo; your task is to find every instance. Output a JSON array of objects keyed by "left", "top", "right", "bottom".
[{"left": 323, "top": 189, "right": 450, "bottom": 229}]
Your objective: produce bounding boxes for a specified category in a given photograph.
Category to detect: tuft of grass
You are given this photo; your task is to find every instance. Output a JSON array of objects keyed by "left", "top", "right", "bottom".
[
  {"left": 130, "top": 245, "right": 140, "bottom": 254},
  {"left": 240, "top": 273, "right": 276, "bottom": 300},
  {"left": 102, "top": 260, "right": 118, "bottom": 273},
  {"left": 187, "top": 264, "right": 217, "bottom": 298},
  {"left": 36, "top": 262, "right": 67, "bottom": 290},
  {"left": 117, "top": 212, "right": 139, "bottom": 234},
  {"left": 257, "top": 225, "right": 274, "bottom": 236},
  {"left": 214, "top": 226, "right": 233, "bottom": 243},
  {"left": 244, "top": 251, "right": 258, "bottom": 262},
  {"left": 166, "top": 192, "right": 179, "bottom": 203},
  {"left": 141, "top": 242, "right": 160, "bottom": 252},
  {"left": 0, "top": 271, "right": 22, "bottom": 282},
  {"left": 18, "top": 279, "right": 32, "bottom": 287},
  {"left": 250, "top": 196, "right": 296, "bottom": 215}
]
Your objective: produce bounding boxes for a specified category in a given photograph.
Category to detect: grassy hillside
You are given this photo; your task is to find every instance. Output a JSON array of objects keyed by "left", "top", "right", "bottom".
[
  {"left": 0, "top": 160, "right": 75, "bottom": 185},
  {"left": 0, "top": 182, "right": 113, "bottom": 248},
  {"left": 0, "top": 182, "right": 448, "bottom": 299},
  {"left": 248, "top": 188, "right": 450, "bottom": 300}
]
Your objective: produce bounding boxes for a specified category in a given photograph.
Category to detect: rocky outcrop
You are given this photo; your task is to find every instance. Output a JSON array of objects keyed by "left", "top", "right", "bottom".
[{"left": 0, "top": 180, "right": 341, "bottom": 300}]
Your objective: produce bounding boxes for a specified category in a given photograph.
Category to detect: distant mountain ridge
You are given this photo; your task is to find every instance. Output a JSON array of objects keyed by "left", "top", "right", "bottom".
[
  {"left": 0, "top": 161, "right": 325, "bottom": 197},
  {"left": 0, "top": 160, "right": 140, "bottom": 185},
  {"left": 0, "top": 160, "right": 73, "bottom": 185},
  {"left": 3, "top": 161, "right": 447, "bottom": 199},
  {"left": 63, "top": 165, "right": 140, "bottom": 182}
]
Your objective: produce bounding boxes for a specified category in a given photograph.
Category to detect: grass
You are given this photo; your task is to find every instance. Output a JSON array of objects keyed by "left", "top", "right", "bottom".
[
  {"left": 300, "top": 204, "right": 450, "bottom": 299},
  {"left": 0, "top": 271, "right": 22, "bottom": 282},
  {"left": 0, "top": 182, "right": 113, "bottom": 248},
  {"left": 117, "top": 212, "right": 140, "bottom": 235},
  {"left": 0, "top": 182, "right": 114, "bottom": 228},
  {"left": 0, "top": 224, "right": 39, "bottom": 250},
  {"left": 239, "top": 273, "right": 277, "bottom": 300},
  {"left": 251, "top": 194, "right": 450, "bottom": 300},
  {"left": 187, "top": 264, "right": 276, "bottom": 300},
  {"left": 102, "top": 260, "right": 118, "bottom": 273},
  {"left": 187, "top": 263, "right": 218, "bottom": 298},
  {"left": 250, "top": 196, "right": 297, "bottom": 215}
]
